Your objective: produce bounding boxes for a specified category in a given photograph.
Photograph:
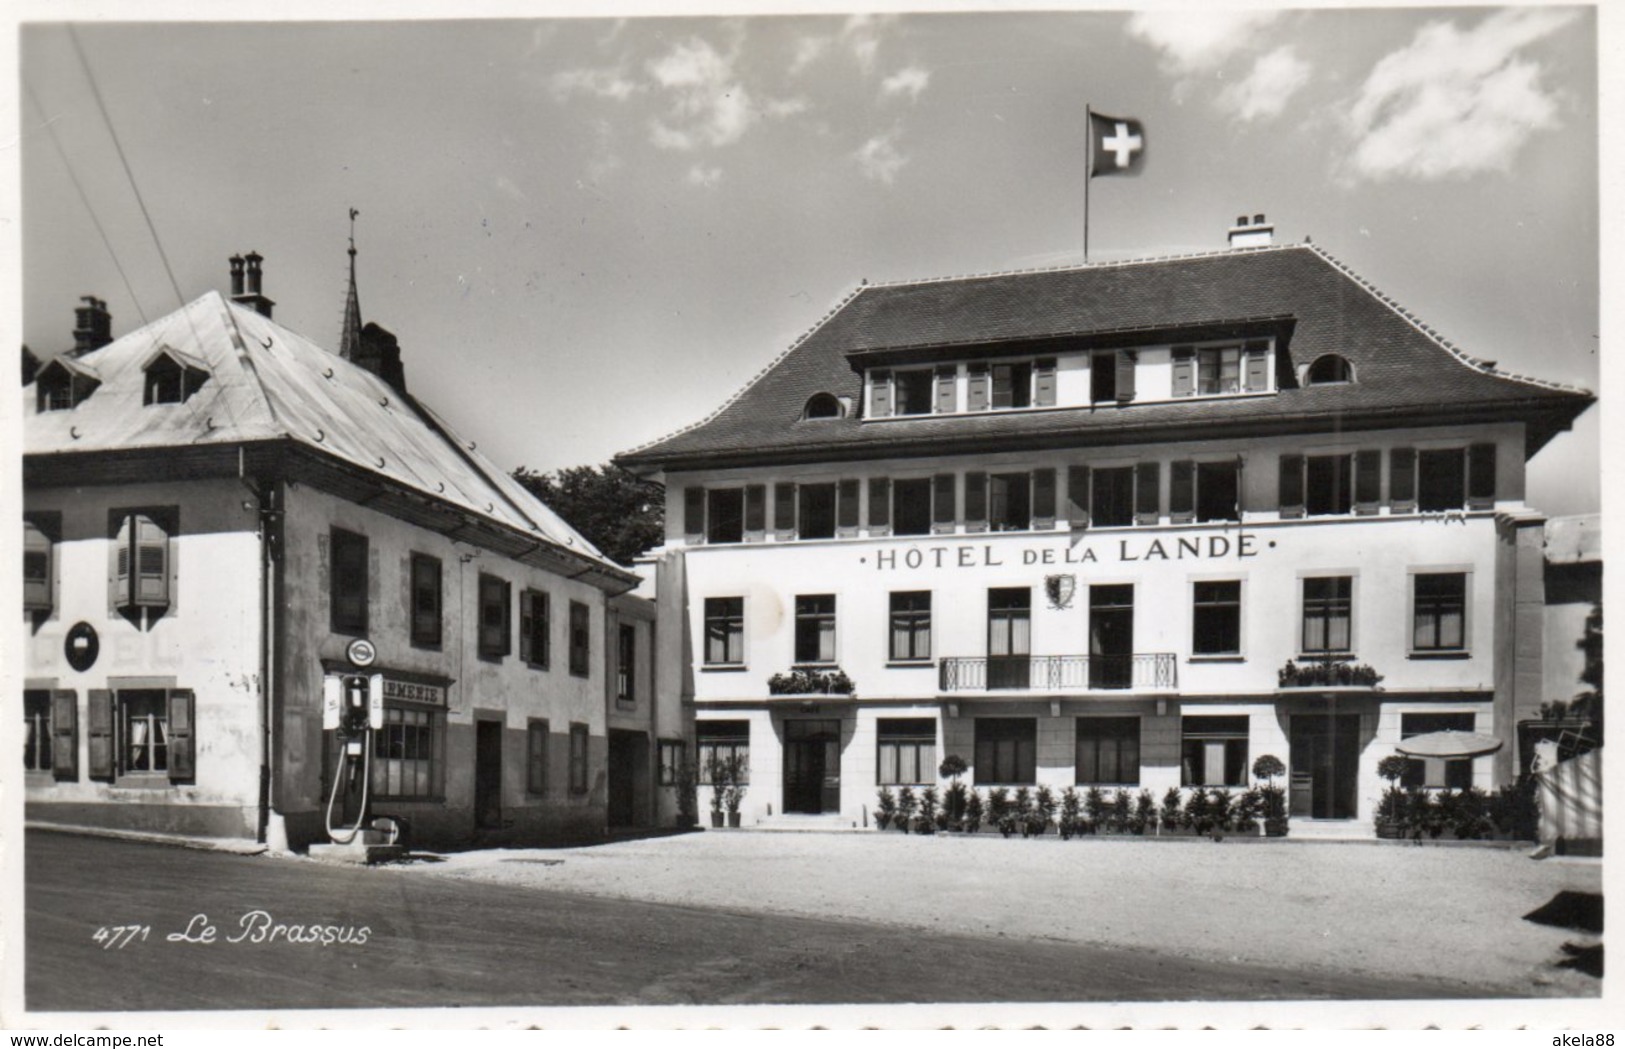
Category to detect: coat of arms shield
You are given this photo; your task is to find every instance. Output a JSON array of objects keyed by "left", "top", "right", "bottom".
[{"left": 1045, "top": 574, "right": 1076, "bottom": 610}]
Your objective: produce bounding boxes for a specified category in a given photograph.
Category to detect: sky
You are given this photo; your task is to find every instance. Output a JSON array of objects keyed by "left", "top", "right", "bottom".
[{"left": 13, "top": 3, "right": 1603, "bottom": 515}]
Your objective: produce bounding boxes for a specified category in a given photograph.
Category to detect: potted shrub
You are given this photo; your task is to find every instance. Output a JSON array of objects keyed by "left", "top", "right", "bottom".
[
  {"left": 964, "top": 787, "right": 984, "bottom": 834},
  {"left": 875, "top": 786, "right": 897, "bottom": 831},
  {"left": 1084, "top": 786, "right": 1108, "bottom": 835},
  {"left": 1186, "top": 787, "right": 1213, "bottom": 835},
  {"left": 1159, "top": 787, "right": 1184, "bottom": 835},
  {"left": 941, "top": 755, "right": 970, "bottom": 831},
  {"left": 1013, "top": 787, "right": 1034, "bottom": 838},
  {"left": 1402, "top": 787, "right": 1438, "bottom": 841},
  {"left": 1059, "top": 786, "right": 1082, "bottom": 840},
  {"left": 1252, "top": 754, "right": 1288, "bottom": 837},
  {"left": 675, "top": 758, "right": 699, "bottom": 829},
  {"left": 1109, "top": 789, "right": 1132, "bottom": 834},
  {"left": 1032, "top": 785, "right": 1057, "bottom": 838},
  {"left": 722, "top": 755, "right": 747, "bottom": 828},
  {"left": 896, "top": 786, "right": 918, "bottom": 833},
  {"left": 987, "top": 786, "right": 1010, "bottom": 835},
  {"left": 1374, "top": 754, "right": 1410, "bottom": 838},
  {"left": 1233, "top": 788, "right": 1261, "bottom": 836},
  {"left": 918, "top": 785, "right": 940, "bottom": 834},
  {"left": 1453, "top": 785, "right": 1493, "bottom": 840},
  {"left": 1133, "top": 789, "right": 1156, "bottom": 836},
  {"left": 705, "top": 754, "right": 727, "bottom": 829},
  {"left": 1207, "top": 788, "right": 1234, "bottom": 840}
]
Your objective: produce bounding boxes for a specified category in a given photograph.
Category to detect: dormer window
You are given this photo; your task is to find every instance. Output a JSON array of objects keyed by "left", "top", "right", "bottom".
[
  {"left": 1172, "top": 341, "right": 1271, "bottom": 397},
  {"left": 34, "top": 358, "right": 101, "bottom": 413},
  {"left": 803, "top": 393, "right": 845, "bottom": 420},
  {"left": 142, "top": 346, "right": 210, "bottom": 406},
  {"left": 1306, "top": 354, "right": 1354, "bottom": 385}
]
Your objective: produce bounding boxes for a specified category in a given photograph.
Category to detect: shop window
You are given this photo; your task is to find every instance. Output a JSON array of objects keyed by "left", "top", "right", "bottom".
[
  {"left": 526, "top": 719, "right": 550, "bottom": 794},
  {"left": 520, "top": 589, "right": 550, "bottom": 667},
  {"left": 706, "top": 488, "right": 744, "bottom": 544},
  {"left": 329, "top": 528, "right": 368, "bottom": 635},
  {"left": 568, "top": 601, "right": 591, "bottom": 677},
  {"left": 697, "top": 721, "right": 750, "bottom": 784},
  {"left": 974, "top": 718, "right": 1036, "bottom": 785},
  {"left": 1192, "top": 581, "right": 1241, "bottom": 656},
  {"left": 795, "top": 594, "right": 837, "bottom": 664},
  {"left": 888, "top": 591, "right": 932, "bottom": 662},
  {"left": 1302, "top": 577, "right": 1353, "bottom": 655},
  {"left": 1181, "top": 715, "right": 1248, "bottom": 787},
  {"left": 410, "top": 553, "right": 442, "bottom": 648},
  {"left": 799, "top": 483, "right": 836, "bottom": 540},
  {"left": 617, "top": 624, "right": 636, "bottom": 705},
  {"left": 893, "top": 478, "right": 933, "bottom": 536},
  {"left": 478, "top": 574, "right": 511, "bottom": 659},
  {"left": 569, "top": 723, "right": 590, "bottom": 794},
  {"left": 704, "top": 597, "right": 745, "bottom": 665},
  {"left": 895, "top": 369, "right": 935, "bottom": 415},
  {"left": 1401, "top": 712, "right": 1475, "bottom": 789},
  {"left": 877, "top": 718, "right": 936, "bottom": 786},
  {"left": 1413, "top": 573, "right": 1467, "bottom": 652},
  {"left": 1076, "top": 716, "right": 1140, "bottom": 786},
  {"left": 374, "top": 704, "right": 440, "bottom": 799}
]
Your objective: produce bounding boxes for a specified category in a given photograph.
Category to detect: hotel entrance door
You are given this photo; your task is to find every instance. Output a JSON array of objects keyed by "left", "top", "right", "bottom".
[
  {"left": 783, "top": 719, "right": 841, "bottom": 814},
  {"left": 1289, "top": 714, "right": 1361, "bottom": 819}
]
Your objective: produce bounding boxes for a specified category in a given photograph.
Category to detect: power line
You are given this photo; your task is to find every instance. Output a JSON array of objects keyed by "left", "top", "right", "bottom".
[{"left": 23, "top": 80, "right": 149, "bottom": 326}]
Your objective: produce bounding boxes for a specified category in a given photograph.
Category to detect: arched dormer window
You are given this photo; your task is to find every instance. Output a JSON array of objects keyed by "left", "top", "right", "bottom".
[
  {"left": 803, "top": 392, "right": 845, "bottom": 420},
  {"left": 142, "top": 346, "right": 211, "bottom": 406},
  {"left": 1305, "top": 354, "right": 1355, "bottom": 385},
  {"left": 34, "top": 357, "right": 101, "bottom": 413}
]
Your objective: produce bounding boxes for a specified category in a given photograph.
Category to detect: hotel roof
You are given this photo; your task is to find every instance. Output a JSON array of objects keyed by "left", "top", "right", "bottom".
[{"left": 618, "top": 243, "right": 1593, "bottom": 471}]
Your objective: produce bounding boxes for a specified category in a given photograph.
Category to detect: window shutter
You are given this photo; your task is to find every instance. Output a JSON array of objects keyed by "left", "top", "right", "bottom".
[
  {"left": 1390, "top": 448, "right": 1417, "bottom": 513},
  {"left": 1034, "top": 359, "right": 1057, "bottom": 407},
  {"left": 88, "top": 689, "right": 114, "bottom": 781},
  {"left": 167, "top": 689, "right": 196, "bottom": 782},
  {"left": 1032, "top": 468, "right": 1057, "bottom": 529},
  {"left": 1244, "top": 342, "right": 1270, "bottom": 392},
  {"left": 1066, "top": 465, "right": 1091, "bottom": 528},
  {"left": 111, "top": 514, "right": 132, "bottom": 610},
  {"left": 1355, "top": 450, "right": 1382, "bottom": 515},
  {"left": 966, "top": 363, "right": 990, "bottom": 411},
  {"left": 935, "top": 366, "right": 957, "bottom": 414},
  {"left": 1278, "top": 455, "right": 1305, "bottom": 519},
  {"left": 837, "top": 479, "right": 860, "bottom": 537},
  {"left": 1467, "top": 444, "right": 1497, "bottom": 510},
  {"left": 1169, "top": 460, "right": 1195, "bottom": 524},
  {"left": 24, "top": 519, "right": 52, "bottom": 613},
  {"left": 869, "top": 369, "right": 893, "bottom": 418},
  {"left": 1115, "top": 351, "right": 1137, "bottom": 402},
  {"left": 134, "top": 514, "right": 170, "bottom": 606},
  {"left": 1134, "top": 461, "right": 1160, "bottom": 525},
  {"left": 519, "top": 591, "right": 534, "bottom": 662},
  {"left": 51, "top": 690, "right": 78, "bottom": 782},
  {"left": 743, "top": 484, "right": 766, "bottom": 540},
  {"left": 773, "top": 483, "right": 797, "bottom": 540},
  {"left": 683, "top": 487, "right": 706, "bottom": 544},
  {"left": 1171, "top": 347, "right": 1195, "bottom": 398},
  {"left": 868, "top": 477, "right": 891, "bottom": 536},
  {"left": 964, "top": 472, "right": 988, "bottom": 532},
  {"left": 932, "top": 474, "right": 957, "bottom": 534}
]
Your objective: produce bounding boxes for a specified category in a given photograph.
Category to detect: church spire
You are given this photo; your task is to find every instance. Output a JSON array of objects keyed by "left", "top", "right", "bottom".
[{"left": 339, "top": 207, "right": 363, "bottom": 361}]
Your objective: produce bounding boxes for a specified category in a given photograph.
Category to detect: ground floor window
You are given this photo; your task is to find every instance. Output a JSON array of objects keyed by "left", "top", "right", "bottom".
[
  {"left": 974, "top": 717, "right": 1036, "bottom": 785},
  {"left": 1076, "top": 716, "right": 1140, "bottom": 785},
  {"left": 658, "top": 739, "right": 685, "bottom": 786},
  {"left": 24, "top": 690, "right": 51, "bottom": 771},
  {"left": 1400, "top": 712, "right": 1475, "bottom": 789},
  {"left": 1181, "top": 715, "right": 1248, "bottom": 787},
  {"left": 698, "top": 720, "right": 750, "bottom": 784},
  {"left": 121, "top": 690, "right": 169, "bottom": 773},
  {"left": 876, "top": 718, "right": 936, "bottom": 786},
  {"left": 372, "top": 705, "right": 440, "bottom": 799},
  {"left": 526, "top": 719, "right": 549, "bottom": 795},
  {"left": 569, "top": 723, "right": 590, "bottom": 794},
  {"left": 88, "top": 688, "right": 194, "bottom": 782}
]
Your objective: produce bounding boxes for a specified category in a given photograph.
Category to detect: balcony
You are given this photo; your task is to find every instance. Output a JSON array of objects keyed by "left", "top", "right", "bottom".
[{"left": 938, "top": 653, "right": 1178, "bottom": 693}]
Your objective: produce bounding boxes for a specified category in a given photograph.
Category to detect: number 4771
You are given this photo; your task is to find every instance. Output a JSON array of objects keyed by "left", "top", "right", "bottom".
[{"left": 93, "top": 925, "right": 150, "bottom": 950}]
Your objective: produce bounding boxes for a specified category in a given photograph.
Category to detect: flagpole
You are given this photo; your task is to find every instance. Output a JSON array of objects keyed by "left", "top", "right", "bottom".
[{"left": 1084, "top": 103, "right": 1091, "bottom": 264}]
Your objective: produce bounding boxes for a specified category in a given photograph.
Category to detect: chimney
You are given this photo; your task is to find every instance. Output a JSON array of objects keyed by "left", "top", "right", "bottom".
[
  {"left": 357, "top": 322, "right": 407, "bottom": 394},
  {"left": 71, "top": 296, "right": 113, "bottom": 355},
  {"left": 229, "top": 250, "right": 276, "bottom": 319},
  {"left": 1227, "top": 212, "right": 1275, "bottom": 249}
]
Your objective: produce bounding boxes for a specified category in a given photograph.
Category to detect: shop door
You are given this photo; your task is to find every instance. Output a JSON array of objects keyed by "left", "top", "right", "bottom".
[
  {"left": 1289, "top": 714, "right": 1361, "bottom": 819},
  {"left": 475, "top": 719, "right": 503, "bottom": 829},
  {"left": 783, "top": 719, "right": 841, "bottom": 814}
]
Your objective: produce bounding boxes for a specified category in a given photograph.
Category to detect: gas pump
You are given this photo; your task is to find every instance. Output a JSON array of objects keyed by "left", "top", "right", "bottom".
[{"left": 323, "top": 672, "right": 383, "bottom": 844}]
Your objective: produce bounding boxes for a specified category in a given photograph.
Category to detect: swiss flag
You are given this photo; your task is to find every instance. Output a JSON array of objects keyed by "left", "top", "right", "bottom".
[{"left": 1090, "top": 113, "right": 1145, "bottom": 177}]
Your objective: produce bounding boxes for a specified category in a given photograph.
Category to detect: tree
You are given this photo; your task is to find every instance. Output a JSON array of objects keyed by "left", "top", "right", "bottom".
[
  {"left": 512, "top": 463, "right": 664, "bottom": 567},
  {"left": 1572, "top": 602, "right": 1603, "bottom": 743}
]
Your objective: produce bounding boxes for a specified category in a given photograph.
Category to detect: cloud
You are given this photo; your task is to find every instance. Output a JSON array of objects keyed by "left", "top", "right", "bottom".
[
  {"left": 1217, "top": 45, "right": 1310, "bottom": 122},
  {"left": 1125, "top": 10, "right": 1281, "bottom": 73},
  {"left": 879, "top": 65, "right": 931, "bottom": 103},
  {"left": 549, "top": 65, "right": 640, "bottom": 102},
  {"left": 789, "top": 35, "right": 829, "bottom": 75},
  {"left": 842, "top": 14, "right": 896, "bottom": 73},
  {"left": 646, "top": 37, "right": 757, "bottom": 150},
  {"left": 1344, "top": 8, "right": 1578, "bottom": 181},
  {"left": 686, "top": 164, "right": 723, "bottom": 188},
  {"left": 854, "top": 130, "right": 907, "bottom": 184}
]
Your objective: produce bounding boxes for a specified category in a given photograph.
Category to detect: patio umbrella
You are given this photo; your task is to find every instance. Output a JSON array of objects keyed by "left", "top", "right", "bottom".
[{"left": 1396, "top": 730, "right": 1504, "bottom": 758}]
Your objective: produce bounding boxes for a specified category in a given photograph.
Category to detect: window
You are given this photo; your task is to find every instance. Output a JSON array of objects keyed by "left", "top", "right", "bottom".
[
  {"left": 658, "top": 739, "right": 685, "bottom": 786},
  {"left": 1091, "top": 467, "right": 1136, "bottom": 527},
  {"left": 112, "top": 509, "right": 175, "bottom": 615},
  {"left": 87, "top": 688, "right": 193, "bottom": 783},
  {"left": 697, "top": 721, "right": 749, "bottom": 784},
  {"left": 142, "top": 352, "right": 209, "bottom": 405},
  {"left": 889, "top": 591, "right": 932, "bottom": 661},
  {"left": 478, "top": 574, "right": 511, "bottom": 659},
  {"left": 1417, "top": 449, "right": 1464, "bottom": 511},
  {"left": 1305, "top": 455, "right": 1353, "bottom": 516},
  {"left": 706, "top": 488, "right": 744, "bottom": 544},
  {"left": 1174, "top": 342, "right": 1270, "bottom": 397},
  {"left": 975, "top": 718, "right": 1036, "bottom": 785},
  {"left": 120, "top": 690, "right": 169, "bottom": 773},
  {"left": 329, "top": 528, "right": 368, "bottom": 635},
  {"left": 1197, "top": 345, "right": 1242, "bottom": 395},
  {"left": 569, "top": 601, "right": 591, "bottom": 677},
  {"left": 24, "top": 690, "right": 52, "bottom": 772},
  {"left": 1401, "top": 712, "right": 1475, "bottom": 789},
  {"left": 987, "top": 588, "right": 1031, "bottom": 689},
  {"left": 518, "top": 589, "right": 550, "bottom": 667},
  {"left": 1413, "top": 573, "right": 1467, "bottom": 652},
  {"left": 893, "top": 478, "right": 933, "bottom": 536},
  {"left": 877, "top": 718, "right": 936, "bottom": 786},
  {"left": 704, "top": 597, "right": 745, "bottom": 665},
  {"left": 1306, "top": 354, "right": 1353, "bottom": 384},
  {"left": 990, "top": 361, "right": 1033, "bottom": 409},
  {"left": 526, "top": 719, "right": 549, "bottom": 794},
  {"left": 34, "top": 359, "right": 100, "bottom": 413},
  {"left": 1076, "top": 717, "right": 1140, "bottom": 785},
  {"left": 1196, "top": 461, "right": 1240, "bottom": 522},
  {"left": 569, "top": 723, "right": 589, "bottom": 794},
  {"left": 1192, "top": 581, "right": 1241, "bottom": 656},
  {"left": 895, "top": 369, "right": 935, "bottom": 415},
  {"left": 410, "top": 554, "right": 442, "bottom": 648},
  {"left": 1181, "top": 715, "right": 1249, "bottom": 787},
  {"left": 617, "top": 624, "right": 636, "bottom": 705},
  {"left": 798, "top": 483, "right": 836, "bottom": 540},
  {"left": 795, "top": 594, "right": 837, "bottom": 664},
  {"left": 1302, "top": 577, "right": 1353, "bottom": 655},
  {"left": 24, "top": 514, "right": 58, "bottom": 616},
  {"left": 374, "top": 705, "right": 439, "bottom": 798},
  {"left": 1091, "top": 350, "right": 1135, "bottom": 403},
  {"left": 803, "top": 393, "right": 843, "bottom": 419},
  {"left": 988, "top": 473, "right": 1032, "bottom": 531}
]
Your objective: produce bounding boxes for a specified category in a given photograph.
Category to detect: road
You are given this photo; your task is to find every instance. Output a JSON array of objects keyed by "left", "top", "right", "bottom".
[{"left": 24, "top": 830, "right": 1489, "bottom": 1012}]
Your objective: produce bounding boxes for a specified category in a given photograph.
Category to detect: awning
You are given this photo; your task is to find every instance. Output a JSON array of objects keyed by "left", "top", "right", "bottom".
[{"left": 1397, "top": 730, "right": 1504, "bottom": 758}]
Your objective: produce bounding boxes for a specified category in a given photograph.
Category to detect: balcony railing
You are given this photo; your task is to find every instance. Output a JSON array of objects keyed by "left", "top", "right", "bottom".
[{"left": 938, "top": 653, "right": 1179, "bottom": 693}]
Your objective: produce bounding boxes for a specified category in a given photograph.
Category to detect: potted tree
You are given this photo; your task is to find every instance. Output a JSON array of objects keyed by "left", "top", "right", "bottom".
[
  {"left": 705, "top": 754, "right": 727, "bottom": 829},
  {"left": 720, "top": 753, "right": 747, "bottom": 828},
  {"left": 1375, "top": 754, "right": 1410, "bottom": 839},
  {"left": 940, "top": 754, "right": 969, "bottom": 831},
  {"left": 675, "top": 758, "right": 699, "bottom": 829},
  {"left": 1253, "top": 754, "right": 1289, "bottom": 837},
  {"left": 874, "top": 786, "right": 897, "bottom": 831}
]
